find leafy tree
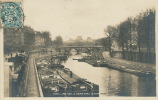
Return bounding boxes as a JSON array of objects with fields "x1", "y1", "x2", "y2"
[
  {"x1": 95, "y1": 38, "x2": 109, "y2": 50},
  {"x1": 104, "y1": 25, "x2": 117, "y2": 57},
  {"x1": 41, "y1": 31, "x2": 52, "y2": 47},
  {"x1": 53, "y1": 36, "x2": 63, "y2": 47},
  {"x1": 104, "y1": 8, "x2": 155, "y2": 63}
]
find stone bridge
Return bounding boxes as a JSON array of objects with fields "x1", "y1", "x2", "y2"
[{"x1": 55, "y1": 46, "x2": 103, "y2": 54}]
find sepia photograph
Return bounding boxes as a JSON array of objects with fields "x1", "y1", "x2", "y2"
[{"x1": 0, "y1": 0, "x2": 157, "y2": 98}]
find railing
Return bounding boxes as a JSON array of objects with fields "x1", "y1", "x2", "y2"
[{"x1": 33, "y1": 59, "x2": 44, "y2": 97}]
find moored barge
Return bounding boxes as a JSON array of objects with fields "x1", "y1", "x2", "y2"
[{"x1": 35, "y1": 57, "x2": 99, "y2": 97}]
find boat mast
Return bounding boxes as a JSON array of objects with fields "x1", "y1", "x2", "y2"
[{"x1": 51, "y1": 41, "x2": 53, "y2": 65}]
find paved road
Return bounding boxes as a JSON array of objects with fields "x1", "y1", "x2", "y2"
[{"x1": 26, "y1": 53, "x2": 40, "y2": 97}]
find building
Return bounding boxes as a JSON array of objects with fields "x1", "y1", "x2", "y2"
[
  {"x1": 86, "y1": 37, "x2": 93, "y2": 42},
  {"x1": 75, "y1": 36, "x2": 83, "y2": 42},
  {"x1": 4, "y1": 62, "x2": 18, "y2": 97},
  {"x1": 4, "y1": 28, "x2": 25, "y2": 53},
  {"x1": 34, "y1": 32, "x2": 45, "y2": 48}
]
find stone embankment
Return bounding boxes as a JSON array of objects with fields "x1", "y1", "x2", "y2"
[{"x1": 101, "y1": 52, "x2": 156, "y2": 76}]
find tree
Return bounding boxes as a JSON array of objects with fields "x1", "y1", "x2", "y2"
[
  {"x1": 136, "y1": 9, "x2": 155, "y2": 62},
  {"x1": 105, "y1": 8, "x2": 155, "y2": 63},
  {"x1": 126, "y1": 18, "x2": 133, "y2": 60},
  {"x1": 53, "y1": 36, "x2": 63, "y2": 47},
  {"x1": 142, "y1": 9, "x2": 155, "y2": 62},
  {"x1": 41, "y1": 31, "x2": 51, "y2": 47},
  {"x1": 104, "y1": 25, "x2": 117, "y2": 57},
  {"x1": 95, "y1": 38, "x2": 109, "y2": 50},
  {"x1": 136, "y1": 12, "x2": 144, "y2": 61},
  {"x1": 118, "y1": 22, "x2": 127, "y2": 58}
]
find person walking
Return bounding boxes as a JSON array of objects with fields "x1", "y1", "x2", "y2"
[{"x1": 10, "y1": 53, "x2": 12, "y2": 58}]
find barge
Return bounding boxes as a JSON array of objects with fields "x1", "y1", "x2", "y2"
[
  {"x1": 35, "y1": 57, "x2": 99, "y2": 97},
  {"x1": 86, "y1": 60, "x2": 154, "y2": 77}
]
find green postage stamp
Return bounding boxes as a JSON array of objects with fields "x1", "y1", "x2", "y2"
[{"x1": 0, "y1": 1, "x2": 23, "y2": 28}]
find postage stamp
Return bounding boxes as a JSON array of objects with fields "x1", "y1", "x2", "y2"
[{"x1": 0, "y1": 2, "x2": 23, "y2": 28}]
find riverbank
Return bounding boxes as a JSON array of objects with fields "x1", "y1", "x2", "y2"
[
  {"x1": 101, "y1": 52, "x2": 156, "y2": 76},
  {"x1": 77, "y1": 51, "x2": 155, "y2": 76}
]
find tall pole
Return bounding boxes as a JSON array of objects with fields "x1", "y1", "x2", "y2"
[
  {"x1": 107, "y1": 34, "x2": 111, "y2": 57},
  {"x1": 51, "y1": 41, "x2": 53, "y2": 65}
]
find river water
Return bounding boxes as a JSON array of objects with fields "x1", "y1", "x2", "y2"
[{"x1": 62, "y1": 53, "x2": 156, "y2": 97}]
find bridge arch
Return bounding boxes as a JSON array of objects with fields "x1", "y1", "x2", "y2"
[{"x1": 55, "y1": 46, "x2": 103, "y2": 55}]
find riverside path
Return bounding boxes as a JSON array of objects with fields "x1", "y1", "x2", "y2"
[{"x1": 26, "y1": 52, "x2": 40, "y2": 97}]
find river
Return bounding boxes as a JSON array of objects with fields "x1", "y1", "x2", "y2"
[{"x1": 62, "y1": 53, "x2": 156, "y2": 97}]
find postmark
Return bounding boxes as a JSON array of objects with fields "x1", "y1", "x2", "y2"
[{"x1": 0, "y1": 2, "x2": 23, "y2": 28}]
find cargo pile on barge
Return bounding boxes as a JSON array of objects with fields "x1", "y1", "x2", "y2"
[{"x1": 35, "y1": 55, "x2": 99, "y2": 97}]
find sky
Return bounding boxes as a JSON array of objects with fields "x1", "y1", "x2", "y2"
[{"x1": 23, "y1": 0, "x2": 156, "y2": 41}]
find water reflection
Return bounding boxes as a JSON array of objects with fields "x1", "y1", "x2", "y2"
[
  {"x1": 138, "y1": 77, "x2": 156, "y2": 96},
  {"x1": 62, "y1": 53, "x2": 156, "y2": 96}
]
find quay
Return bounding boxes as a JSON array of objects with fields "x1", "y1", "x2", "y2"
[
  {"x1": 25, "y1": 53, "x2": 41, "y2": 97},
  {"x1": 79, "y1": 51, "x2": 155, "y2": 77}
]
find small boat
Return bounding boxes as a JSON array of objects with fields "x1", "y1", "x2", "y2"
[
  {"x1": 72, "y1": 58, "x2": 82, "y2": 60},
  {"x1": 78, "y1": 59, "x2": 86, "y2": 62},
  {"x1": 136, "y1": 71, "x2": 154, "y2": 77}
]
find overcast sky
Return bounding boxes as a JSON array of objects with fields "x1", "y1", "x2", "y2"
[{"x1": 23, "y1": 0, "x2": 155, "y2": 41}]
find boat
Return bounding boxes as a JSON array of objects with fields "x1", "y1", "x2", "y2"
[
  {"x1": 49, "y1": 64, "x2": 65, "y2": 69},
  {"x1": 135, "y1": 71, "x2": 154, "y2": 77},
  {"x1": 86, "y1": 60, "x2": 108, "y2": 67},
  {"x1": 78, "y1": 56, "x2": 93, "y2": 62},
  {"x1": 36, "y1": 56, "x2": 99, "y2": 97},
  {"x1": 57, "y1": 55, "x2": 67, "y2": 60}
]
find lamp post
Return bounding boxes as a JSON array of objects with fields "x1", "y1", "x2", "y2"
[{"x1": 50, "y1": 41, "x2": 53, "y2": 65}]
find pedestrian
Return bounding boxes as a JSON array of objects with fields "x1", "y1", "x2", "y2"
[
  {"x1": 17, "y1": 64, "x2": 26, "y2": 86},
  {"x1": 10, "y1": 53, "x2": 12, "y2": 58}
]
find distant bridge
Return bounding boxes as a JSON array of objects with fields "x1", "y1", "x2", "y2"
[
  {"x1": 55, "y1": 46, "x2": 103, "y2": 54},
  {"x1": 56, "y1": 46, "x2": 103, "y2": 49}
]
